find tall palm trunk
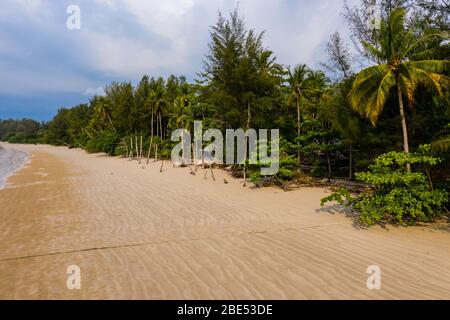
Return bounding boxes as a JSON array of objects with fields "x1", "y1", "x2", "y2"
[
  {"x1": 151, "y1": 109, "x2": 154, "y2": 138},
  {"x1": 246, "y1": 101, "x2": 251, "y2": 130},
  {"x1": 297, "y1": 97, "x2": 301, "y2": 164},
  {"x1": 159, "y1": 112, "x2": 163, "y2": 140},
  {"x1": 243, "y1": 101, "x2": 251, "y2": 187},
  {"x1": 397, "y1": 84, "x2": 411, "y2": 172},
  {"x1": 156, "y1": 111, "x2": 159, "y2": 138}
]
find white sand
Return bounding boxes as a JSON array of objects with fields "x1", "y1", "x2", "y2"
[{"x1": 0, "y1": 144, "x2": 449, "y2": 299}]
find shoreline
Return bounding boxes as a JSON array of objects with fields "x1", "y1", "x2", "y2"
[
  {"x1": 0, "y1": 144, "x2": 449, "y2": 299},
  {"x1": 0, "y1": 143, "x2": 30, "y2": 190}
]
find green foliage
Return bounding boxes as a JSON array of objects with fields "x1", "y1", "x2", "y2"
[
  {"x1": 3, "y1": 4, "x2": 449, "y2": 212},
  {"x1": 0, "y1": 119, "x2": 43, "y2": 143},
  {"x1": 249, "y1": 138, "x2": 300, "y2": 184},
  {"x1": 85, "y1": 131, "x2": 119, "y2": 155},
  {"x1": 322, "y1": 147, "x2": 448, "y2": 226}
]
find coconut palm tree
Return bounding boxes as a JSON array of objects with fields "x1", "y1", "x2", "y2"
[
  {"x1": 349, "y1": 8, "x2": 449, "y2": 171},
  {"x1": 89, "y1": 96, "x2": 116, "y2": 134},
  {"x1": 149, "y1": 82, "x2": 169, "y2": 141},
  {"x1": 168, "y1": 90, "x2": 196, "y2": 165},
  {"x1": 286, "y1": 65, "x2": 318, "y2": 163}
]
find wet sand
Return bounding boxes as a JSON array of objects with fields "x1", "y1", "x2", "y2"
[
  {"x1": 0, "y1": 144, "x2": 28, "y2": 189},
  {"x1": 0, "y1": 144, "x2": 449, "y2": 299}
]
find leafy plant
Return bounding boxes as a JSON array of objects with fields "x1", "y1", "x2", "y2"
[
  {"x1": 85, "y1": 131, "x2": 119, "y2": 155},
  {"x1": 321, "y1": 146, "x2": 448, "y2": 225}
]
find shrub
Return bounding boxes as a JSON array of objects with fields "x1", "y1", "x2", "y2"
[
  {"x1": 85, "y1": 131, "x2": 119, "y2": 155},
  {"x1": 321, "y1": 146, "x2": 448, "y2": 226},
  {"x1": 248, "y1": 139, "x2": 300, "y2": 185}
]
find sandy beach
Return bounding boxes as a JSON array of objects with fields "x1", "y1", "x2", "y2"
[{"x1": 0, "y1": 143, "x2": 449, "y2": 299}]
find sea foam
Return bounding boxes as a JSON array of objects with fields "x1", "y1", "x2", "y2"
[{"x1": 0, "y1": 145, "x2": 29, "y2": 189}]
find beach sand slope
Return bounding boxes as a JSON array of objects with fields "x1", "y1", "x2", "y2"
[{"x1": 0, "y1": 144, "x2": 449, "y2": 299}]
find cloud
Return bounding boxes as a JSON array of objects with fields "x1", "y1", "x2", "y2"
[
  {"x1": 1, "y1": 0, "x2": 350, "y2": 86},
  {"x1": 0, "y1": 0, "x2": 352, "y2": 119},
  {"x1": 84, "y1": 86, "x2": 105, "y2": 96}
]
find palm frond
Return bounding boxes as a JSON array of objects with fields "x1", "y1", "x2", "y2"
[
  {"x1": 349, "y1": 65, "x2": 393, "y2": 125},
  {"x1": 407, "y1": 60, "x2": 450, "y2": 74},
  {"x1": 403, "y1": 31, "x2": 448, "y2": 60},
  {"x1": 409, "y1": 65, "x2": 449, "y2": 97},
  {"x1": 365, "y1": 70, "x2": 396, "y2": 125},
  {"x1": 432, "y1": 136, "x2": 450, "y2": 153}
]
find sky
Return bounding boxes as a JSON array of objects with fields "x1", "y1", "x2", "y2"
[{"x1": 0, "y1": 0, "x2": 354, "y2": 121}]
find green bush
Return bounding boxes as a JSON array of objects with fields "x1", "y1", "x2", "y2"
[
  {"x1": 85, "y1": 131, "x2": 119, "y2": 155},
  {"x1": 248, "y1": 138, "x2": 300, "y2": 184},
  {"x1": 321, "y1": 146, "x2": 448, "y2": 226},
  {"x1": 7, "y1": 132, "x2": 28, "y2": 143}
]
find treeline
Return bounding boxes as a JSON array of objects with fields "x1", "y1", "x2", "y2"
[
  {"x1": 1, "y1": 1, "x2": 449, "y2": 225},
  {"x1": 0, "y1": 119, "x2": 45, "y2": 143}
]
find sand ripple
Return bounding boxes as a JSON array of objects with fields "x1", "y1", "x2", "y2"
[{"x1": 0, "y1": 144, "x2": 449, "y2": 299}]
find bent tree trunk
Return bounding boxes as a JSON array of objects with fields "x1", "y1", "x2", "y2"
[{"x1": 397, "y1": 84, "x2": 411, "y2": 172}]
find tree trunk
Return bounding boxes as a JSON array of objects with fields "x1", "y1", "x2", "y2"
[
  {"x1": 159, "y1": 112, "x2": 163, "y2": 141},
  {"x1": 139, "y1": 136, "x2": 143, "y2": 163},
  {"x1": 146, "y1": 135, "x2": 153, "y2": 165},
  {"x1": 129, "y1": 138, "x2": 133, "y2": 160},
  {"x1": 327, "y1": 152, "x2": 332, "y2": 178},
  {"x1": 247, "y1": 101, "x2": 251, "y2": 130},
  {"x1": 135, "y1": 136, "x2": 138, "y2": 161},
  {"x1": 151, "y1": 109, "x2": 154, "y2": 137},
  {"x1": 349, "y1": 143, "x2": 353, "y2": 180},
  {"x1": 181, "y1": 129, "x2": 185, "y2": 165},
  {"x1": 397, "y1": 85, "x2": 411, "y2": 172},
  {"x1": 297, "y1": 98, "x2": 301, "y2": 164},
  {"x1": 243, "y1": 101, "x2": 251, "y2": 187},
  {"x1": 156, "y1": 112, "x2": 159, "y2": 138}
]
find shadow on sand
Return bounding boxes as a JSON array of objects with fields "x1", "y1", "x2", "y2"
[{"x1": 316, "y1": 203, "x2": 450, "y2": 232}]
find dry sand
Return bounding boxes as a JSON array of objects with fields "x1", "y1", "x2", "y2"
[{"x1": 0, "y1": 143, "x2": 449, "y2": 299}]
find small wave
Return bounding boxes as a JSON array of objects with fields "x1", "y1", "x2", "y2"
[{"x1": 0, "y1": 145, "x2": 29, "y2": 189}]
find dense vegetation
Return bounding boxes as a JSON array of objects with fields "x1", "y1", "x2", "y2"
[
  {"x1": 0, "y1": 119, "x2": 44, "y2": 144},
  {"x1": 1, "y1": 1, "x2": 448, "y2": 225}
]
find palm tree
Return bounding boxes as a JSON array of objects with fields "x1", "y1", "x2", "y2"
[
  {"x1": 286, "y1": 65, "x2": 316, "y2": 163},
  {"x1": 149, "y1": 82, "x2": 169, "y2": 141},
  {"x1": 169, "y1": 89, "x2": 196, "y2": 165},
  {"x1": 89, "y1": 96, "x2": 116, "y2": 134},
  {"x1": 349, "y1": 8, "x2": 449, "y2": 171}
]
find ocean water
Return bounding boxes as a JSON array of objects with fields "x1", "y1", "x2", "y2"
[{"x1": 0, "y1": 145, "x2": 29, "y2": 189}]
